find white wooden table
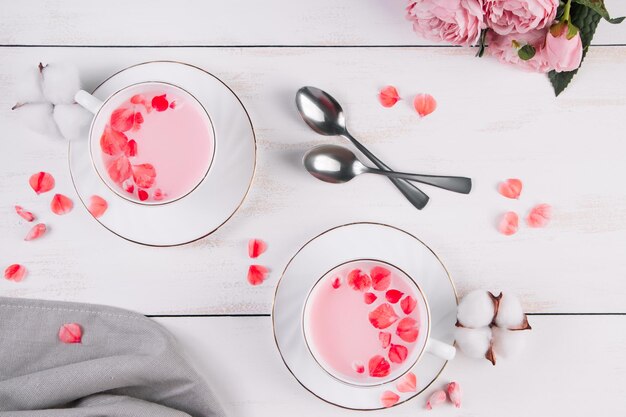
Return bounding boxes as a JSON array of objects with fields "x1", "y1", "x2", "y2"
[{"x1": 1, "y1": 1, "x2": 626, "y2": 415}]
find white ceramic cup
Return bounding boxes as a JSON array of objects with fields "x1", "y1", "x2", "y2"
[
  {"x1": 303, "y1": 259, "x2": 455, "y2": 386},
  {"x1": 74, "y1": 81, "x2": 214, "y2": 205}
]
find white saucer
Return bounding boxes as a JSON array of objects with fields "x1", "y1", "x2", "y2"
[
  {"x1": 69, "y1": 61, "x2": 256, "y2": 246},
  {"x1": 273, "y1": 222, "x2": 457, "y2": 410}
]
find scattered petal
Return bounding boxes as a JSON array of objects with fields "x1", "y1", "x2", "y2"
[
  {"x1": 498, "y1": 178, "x2": 523, "y2": 199},
  {"x1": 15, "y1": 205, "x2": 35, "y2": 222},
  {"x1": 400, "y1": 295, "x2": 417, "y2": 315},
  {"x1": 385, "y1": 289, "x2": 404, "y2": 304},
  {"x1": 153, "y1": 188, "x2": 164, "y2": 201},
  {"x1": 58, "y1": 323, "x2": 82, "y2": 344},
  {"x1": 397, "y1": 372, "x2": 417, "y2": 393},
  {"x1": 352, "y1": 361, "x2": 365, "y2": 374},
  {"x1": 380, "y1": 391, "x2": 400, "y2": 408},
  {"x1": 369, "y1": 303, "x2": 399, "y2": 329},
  {"x1": 247, "y1": 265, "x2": 268, "y2": 286},
  {"x1": 388, "y1": 344, "x2": 409, "y2": 364},
  {"x1": 498, "y1": 211, "x2": 519, "y2": 236},
  {"x1": 29, "y1": 172, "x2": 55, "y2": 194},
  {"x1": 138, "y1": 189, "x2": 149, "y2": 201},
  {"x1": 447, "y1": 381, "x2": 462, "y2": 408},
  {"x1": 169, "y1": 100, "x2": 177, "y2": 109},
  {"x1": 379, "y1": 331, "x2": 391, "y2": 348},
  {"x1": 331, "y1": 277, "x2": 341, "y2": 289},
  {"x1": 132, "y1": 163, "x2": 157, "y2": 189},
  {"x1": 413, "y1": 94, "x2": 437, "y2": 117},
  {"x1": 396, "y1": 317, "x2": 419, "y2": 343},
  {"x1": 4, "y1": 264, "x2": 27, "y2": 282},
  {"x1": 378, "y1": 86, "x2": 401, "y2": 108},
  {"x1": 107, "y1": 155, "x2": 132, "y2": 183},
  {"x1": 364, "y1": 292, "x2": 378, "y2": 305},
  {"x1": 425, "y1": 390, "x2": 447, "y2": 410},
  {"x1": 124, "y1": 139, "x2": 138, "y2": 157},
  {"x1": 100, "y1": 126, "x2": 128, "y2": 155},
  {"x1": 248, "y1": 238, "x2": 267, "y2": 258},
  {"x1": 88, "y1": 195, "x2": 108, "y2": 218},
  {"x1": 347, "y1": 269, "x2": 372, "y2": 292},
  {"x1": 134, "y1": 111, "x2": 144, "y2": 124},
  {"x1": 24, "y1": 223, "x2": 46, "y2": 241},
  {"x1": 50, "y1": 193, "x2": 73, "y2": 215},
  {"x1": 122, "y1": 179, "x2": 135, "y2": 194},
  {"x1": 371, "y1": 266, "x2": 391, "y2": 291},
  {"x1": 368, "y1": 355, "x2": 391, "y2": 378},
  {"x1": 526, "y1": 204, "x2": 552, "y2": 228},
  {"x1": 130, "y1": 94, "x2": 147, "y2": 105},
  {"x1": 151, "y1": 94, "x2": 169, "y2": 112},
  {"x1": 110, "y1": 107, "x2": 135, "y2": 132}
]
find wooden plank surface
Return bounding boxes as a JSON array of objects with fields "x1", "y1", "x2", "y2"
[
  {"x1": 2, "y1": 0, "x2": 626, "y2": 46},
  {"x1": 1, "y1": 46, "x2": 626, "y2": 314},
  {"x1": 155, "y1": 315, "x2": 626, "y2": 416}
]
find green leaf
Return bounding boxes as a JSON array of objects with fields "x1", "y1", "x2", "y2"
[
  {"x1": 572, "y1": 0, "x2": 625, "y2": 23},
  {"x1": 518, "y1": 45, "x2": 536, "y2": 60},
  {"x1": 475, "y1": 28, "x2": 488, "y2": 58},
  {"x1": 548, "y1": 3, "x2": 601, "y2": 96}
]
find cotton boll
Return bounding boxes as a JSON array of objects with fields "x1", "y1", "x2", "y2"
[
  {"x1": 492, "y1": 327, "x2": 529, "y2": 359},
  {"x1": 454, "y1": 326, "x2": 492, "y2": 361},
  {"x1": 495, "y1": 292, "x2": 530, "y2": 329},
  {"x1": 13, "y1": 103, "x2": 61, "y2": 137},
  {"x1": 457, "y1": 290, "x2": 496, "y2": 328},
  {"x1": 41, "y1": 63, "x2": 81, "y2": 104},
  {"x1": 53, "y1": 103, "x2": 92, "y2": 141},
  {"x1": 15, "y1": 64, "x2": 45, "y2": 103}
]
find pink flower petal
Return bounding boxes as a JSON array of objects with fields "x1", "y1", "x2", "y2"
[
  {"x1": 58, "y1": 323, "x2": 82, "y2": 344},
  {"x1": 396, "y1": 317, "x2": 419, "y2": 343},
  {"x1": 526, "y1": 204, "x2": 552, "y2": 228},
  {"x1": 498, "y1": 178, "x2": 523, "y2": 199},
  {"x1": 29, "y1": 172, "x2": 55, "y2": 194},
  {"x1": 368, "y1": 355, "x2": 391, "y2": 378},
  {"x1": 388, "y1": 344, "x2": 408, "y2": 364},
  {"x1": 4, "y1": 264, "x2": 27, "y2": 282},
  {"x1": 426, "y1": 389, "x2": 447, "y2": 410},
  {"x1": 380, "y1": 390, "x2": 400, "y2": 408},
  {"x1": 347, "y1": 269, "x2": 372, "y2": 292},
  {"x1": 132, "y1": 163, "x2": 157, "y2": 189},
  {"x1": 378, "y1": 86, "x2": 401, "y2": 108},
  {"x1": 397, "y1": 372, "x2": 417, "y2": 393},
  {"x1": 248, "y1": 239, "x2": 267, "y2": 258},
  {"x1": 364, "y1": 292, "x2": 378, "y2": 305},
  {"x1": 498, "y1": 211, "x2": 519, "y2": 236},
  {"x1": 124, "y1": 139, "x2": 138, "y2": 157},
  {"x1": 369, "y1": 303, "x2": 399, "y2": 329},
  {"x1": 447, "y1": 381, "x2": 462, "y2": 408},
  {"x1": 151, "y1": 94, "x2": 169, "y2": 112},
  {"x1": 371, "y1": 266, "x2": 391, "y2": 291},
  {"x1": 153, "y1": 188, "x2": 164, "y2": 201},
  {"x1": 385, "y1": 289, "x2": 404, "y2": 304},
  {"x1": 351, "y1": 361, "x2": 365, "y2": 374},
  {"x1": 15, "y1": 205, "x2": 35, "y2": 222},
  {"x1": 107, "y1": 155, "x2": 132, "y2": 184},
  {"x1": 110, "y1": 107, "x2": 135, "y2": 132},
  {"x1": 400, "y1": 295, "x2": 417, "y2": 315},
  {"x1": 331, "y1": 277, "x2": 341, "y2": 289},
  {"x1": 137, "y1": 189, "x2": 149, "y2": 201},
  {"x1": 24, "y1": 223, "x2": 46, "y2": 241},
  {"x1": 379, "y1": 331, "x2": 391, "y2": 348},
  {"x1": 247, "y1": 265, "x2": 268, "y2": 286},
  {"x1": 100, "y1": 126, "x2": 128, "y2": 155},
  {"x1": 50, "y1": 194, "x2": 73, "y2": 215},
  {"x1": 88, "y1": 195, "x2": 108, "y2": 218},
  {"x1": 413, "y1": 94, "x2": 437, "y2": 117}
]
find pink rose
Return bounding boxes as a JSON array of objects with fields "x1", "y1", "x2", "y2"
[
  {"x1": 545, "y1": 26, "x2": 583, "y2": 72},
  {"x1": 484, "y1": 0, "x2": 558, "y2": 35},
  {"x1": 406, "y1": 0, "x2": 484, "y2": 46},
  {"x1": 487, "y1": 28, "x2": 553, "y2": 73}
]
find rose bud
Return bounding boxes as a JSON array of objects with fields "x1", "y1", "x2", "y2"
[{"x1": 545, "y1": 21, "x2": 583, "y2": 72}]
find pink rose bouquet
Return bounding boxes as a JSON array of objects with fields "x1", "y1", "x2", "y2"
[{"x1": 404, "y1": 0, "x2": 624, "y2": 95}]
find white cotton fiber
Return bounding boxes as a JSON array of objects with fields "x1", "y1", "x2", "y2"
[
  {"x1": 454, "y1": 326, "x2": 492, "y2": 359},
  {"x1": 13, "y1": 103, "x2": 61, "y2": 137},
  {"x1": 53, "y1": 103, "x2": 92, "y2": 141},
  {"x1": 492, "y1": 327, "x2": 529, "y2": 359},
  {"x1": 495, "y1": 292, "x2": 526, "y2": 329},
  {"x1": 457, "y1": 290, "x2": 496, "y2": 328},
  {"x1": 15, "y1": 65, "x2": 45, "y2": 103},
  {"x1": 41, "y1": 63, "x2": 81, "y2": 104}
]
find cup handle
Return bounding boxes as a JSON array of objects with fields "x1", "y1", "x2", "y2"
[
  {"x1": 426, "y1": 337, "x2": 456, "y2": 361},
  {"x1": 75, "y1": 90, "x2": 103, "y2": 114}
]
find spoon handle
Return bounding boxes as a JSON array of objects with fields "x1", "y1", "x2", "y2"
[
  {"x1": 368, "y1": 168, "x2": 472, "y2": 194},
  {"x1": 342, "y1": 132, "x2": 430, "y2": 210}
]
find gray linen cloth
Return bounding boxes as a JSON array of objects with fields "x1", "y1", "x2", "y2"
[{"x1": 0, "y1": 297, "x2": 225, "y2": 417}]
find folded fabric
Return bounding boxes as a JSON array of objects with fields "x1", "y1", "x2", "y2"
[{"x1": 0, "y1": 297, "x2": 225, "y2": 417}]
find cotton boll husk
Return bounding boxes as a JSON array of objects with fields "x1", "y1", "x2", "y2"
[
  {"x1": 492, "y1": 327, "x2": 529, "y2": 359},
  {"x1": 13, "y1": 103, "x2": 61, "y2": 137},
  {"x1": 454, "y1": 326, "x2": 492, "y2": 360},
  {"x1": 495, "y1": 292, "x2": 530, "y2": 329},
  {"x1": 15, "y1": 65, "x2": 45, "y2": 103},
  {"x1": 41, "y1": 64, "x2": 81, "y2": 104},
  {"x1": 53, "y1": 103, "x2": 92, "y2": 141},
  {"x1": 457, "y1": 290, "x2": 496, "y2": 328}
]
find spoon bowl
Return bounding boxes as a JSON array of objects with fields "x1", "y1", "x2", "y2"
[
  {"x1": 303, "y1": 144, "x2": 363, "y2": 184},
  {"x1": 295, "y1": 87, "x2": 346, "y2": 136}
]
